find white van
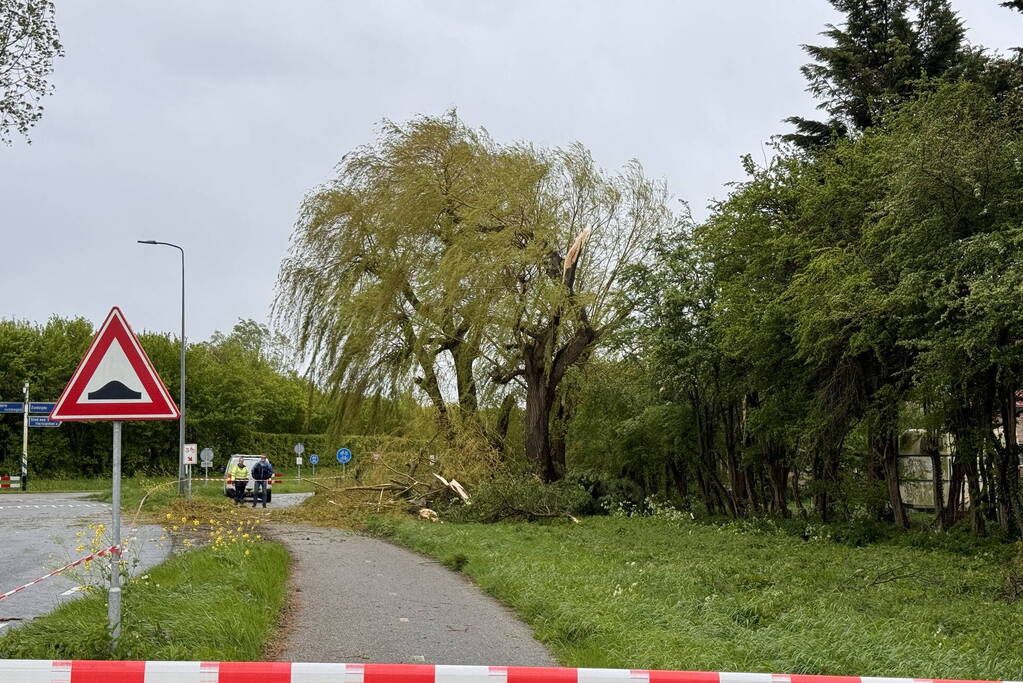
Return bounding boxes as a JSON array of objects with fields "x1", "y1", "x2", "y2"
[{"x1": 224, "y1": 454, "x2": 273, "y2": 503}]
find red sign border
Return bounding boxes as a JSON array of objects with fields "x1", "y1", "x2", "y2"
[{"x1": 50, "y1": 307, "x2": 180, "y2": 421}]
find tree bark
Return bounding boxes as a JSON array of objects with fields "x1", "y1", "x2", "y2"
[
  {"x1": 523, "y1": 377, "x2": 555, "y2": 480},
  {"x1": 489, "y1": 393, "x2": 517, "y2": 454},
  {"x1": 928, "y1": 440, "x2": 945, "y2": 530},
  {"x1": 450, "y1": 342, "x2": 479, "y2": 416},
  {"x1": 412, "y1": 347, "x2": 453, "y2": 442},
  {"x1": 996, "y1": 382, "x2": 1023, "y2": 538},
  {"x1": 883, "y1": 448, "x2": 907, "y2": 529}
]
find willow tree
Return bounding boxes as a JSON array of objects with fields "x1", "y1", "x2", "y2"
[
  {"x1": 483, "y1": 146, "x2": 673, "y2": 480},
  {"x1": 275, "y1": 113, "x2": 503, "y2": 440},
  {"x1": 277, "y1": 113, "x2": 673, "y2": 475}
]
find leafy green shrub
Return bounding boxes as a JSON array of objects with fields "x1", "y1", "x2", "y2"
[
  {"x1": 445, "y1": 475, "x2": 590, "y2": 523},
  {"x1": 828, "y1": 518, "x2": 892, "y2": 547},
  {"x1": 895, "y1": 526, "x2": 1010, "y2": 556},
  {"x1": 562, "y1": 469, "x2": 644, "y2": 515}
]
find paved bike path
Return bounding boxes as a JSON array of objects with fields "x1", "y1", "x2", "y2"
[{"x1": 269, "y1": 525, "x2": 556, "y2": 666}]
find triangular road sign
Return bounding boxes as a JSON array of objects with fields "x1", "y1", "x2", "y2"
[{"x1": 51, "y1": 307, "x2": 180, "y2": 421}]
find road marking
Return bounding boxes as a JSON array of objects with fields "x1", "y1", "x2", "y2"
[
  {"x1": 0, "y1": 503, "x2": 108, "y2": 510},
  {"x1": 60, "y1": 586, "x2": 84, "y2": 596}
]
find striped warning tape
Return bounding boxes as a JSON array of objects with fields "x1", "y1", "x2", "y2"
[
  {"x1": 0, "y1": 661, "x2": 1013, "y2": 683},
  {"x1": 0, "y1": 546, "x2": 118, "y2": 602},
  {"x1": 0, "y1": 475, "x2": 21, "y2": 489}
]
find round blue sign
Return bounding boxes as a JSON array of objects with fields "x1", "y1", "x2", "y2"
[
  {"x1": 336, "y1": 447, "x2": 352, "y2": 464},
  {"x1": 309, "y1": 454, "x2": 319, "y2": 465}
]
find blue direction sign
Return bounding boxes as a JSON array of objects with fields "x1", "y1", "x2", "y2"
[
  {"x1": 0, "y1": 402, "x2": 24, "y2": 414},
  {"x1": 29, "y1": 416, "x2": 61, "y2": 428},
  {"x1": 29, "y1": 402, "x2": 56, "y2": 414},
  {"x1": 309, "y1": 454, "x2": 319, "y2": 465},
  {"x1": 336, "y1": 447, "x2": 352, "y2": 464}
]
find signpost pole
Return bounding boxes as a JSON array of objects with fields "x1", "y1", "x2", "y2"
[
  {"x1": 109, "y1": 421, "x2": 123, "y2": 645},
  {"x1": 21, "y1": 382, "x2": 29, "y2": 491}
]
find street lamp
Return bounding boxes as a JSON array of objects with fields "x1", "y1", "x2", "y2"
[{"x1": 137, "y1": 240, "x2": 186, "y2": 495}]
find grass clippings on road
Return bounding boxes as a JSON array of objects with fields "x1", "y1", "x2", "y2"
[{"x1": 370, "y1": 514, "x2": 1023, "y2": 680}]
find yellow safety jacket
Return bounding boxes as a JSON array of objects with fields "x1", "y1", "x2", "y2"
[{"x1": 229, "y1": 464, "x2": 249, "y2": 482}]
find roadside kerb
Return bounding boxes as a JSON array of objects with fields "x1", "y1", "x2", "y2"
[{"x1": 0, "y1": 661, "x2": 1016, "y2": 683}]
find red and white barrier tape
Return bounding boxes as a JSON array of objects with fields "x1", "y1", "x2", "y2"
[
  {"x1": 0, "y1": 546, "x2": 118, "y2": 602},
  {"x1": 0, "y1": 662, "x2": 1013, "y2": 683}
]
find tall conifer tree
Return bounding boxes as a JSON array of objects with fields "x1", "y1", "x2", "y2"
[{"x1": 785, "y1": 0, "x2": 965, "y2": 148}]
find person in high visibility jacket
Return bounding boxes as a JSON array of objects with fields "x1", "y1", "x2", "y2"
[{"x1": 229, "y1": 460, "x2": 249, "y2": 506}]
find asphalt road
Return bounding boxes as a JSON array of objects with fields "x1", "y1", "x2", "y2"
[
  {"x1": 270, "y1": 525, "x2": 556, "y2": 666},
  {"x1": 0, "y1": 492, "x2": 168, "y2": 632}
]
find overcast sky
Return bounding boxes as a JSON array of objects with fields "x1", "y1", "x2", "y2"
[{"x1": 2, "y1": 1, "x2": 1020, "y2": 342}]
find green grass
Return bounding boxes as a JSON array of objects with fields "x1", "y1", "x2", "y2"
[
  {"x1": 370, "y1": 515, "x2": 1023, "y2": 679},
  {"x1": 0, "y1": 477, "x2": 108, "y2": 493},
  {"x1": 0, "y1": 540, "x2": 289, "y2": 660}
]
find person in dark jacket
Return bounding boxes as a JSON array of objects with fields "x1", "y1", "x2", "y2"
[{"x1": 251, "y1": 455, "x2": 274, "y2": 508}]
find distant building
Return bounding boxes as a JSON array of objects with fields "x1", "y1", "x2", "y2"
[{"x1": 900, "y1": 391, "x2": 1023, "y2": 510}]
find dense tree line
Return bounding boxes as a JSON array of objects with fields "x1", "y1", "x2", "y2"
[
  {"x1": 0, "y1": 317, "x2": 337, "y2": 477},
  {"x1": 571, "y1": 0, "x2": 1023, "y2": 537}
]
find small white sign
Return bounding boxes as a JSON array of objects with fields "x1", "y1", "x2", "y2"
[
  {"x1": 294, "y1": 443, "x2": 305, "y2": 455},
  {"x1": 296, "y1": 456, "x2": 303, "y2": 465},
  {"x1": 183, "y1": 443, "x2": 198, "y2": 465}
]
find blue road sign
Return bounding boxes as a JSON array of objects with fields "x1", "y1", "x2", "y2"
[
  {"x1": 0, "y1": 402, "x2": 24, "y2": 414},
  {"x1": 29, "y1": 416, "x2": 61, "y2": 428},
  {"x1": 336, "y1": 447, "x2": 352, "y2": 464},
  {"x1": 309, "y1": 454, "x2": 320, "y2": 465},
  {"x1": 29, "y1": 402, "x2": 56, "y2": 414}
]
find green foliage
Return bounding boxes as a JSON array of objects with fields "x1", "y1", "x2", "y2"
[
  {"x1": 380, "y1": 516, "x2": 1023, "y2": 677},
  {"x1": 566, "y1": 359, "x2": 690, "y2": 501},
  {"x1": 785, "y1": 0, "x2": 967, "y2": 147},
  {"x1": 562, "y1": 469, "x2": 645, "y2": 515},
  {"x1": 0, "y1": 0, "x2": 64, "y2": 144},
  {"x1": 445, "y1": 474, "x2": 590, "y2": 523}
]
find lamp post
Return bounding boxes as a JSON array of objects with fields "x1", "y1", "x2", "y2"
[{"x1": 137, "y1": 240, "x2": 186, "y2": 495}]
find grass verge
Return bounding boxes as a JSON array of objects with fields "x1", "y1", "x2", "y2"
[
  {"x1": 369, "y1": 515, "x2": 1023, "y2": 679},
  {"x1": 0, "y1": 477, "x2": 109, "y2": 493},
  {"x1": 0, "y1": 540, "x2": 289, "y2": 660}
]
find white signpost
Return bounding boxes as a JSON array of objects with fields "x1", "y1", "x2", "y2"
[
  {"x1": 50, "y1": 307, "x2": 180, "y2": 646},
  {"x1": 200, "y1": 447, "x2": 213, "y2": 485},
  {"x1": 183, "y1": 444, "x2": 197, "y2": 499},
  {"x1": 294, "y1": 443, "x2": 304, "y2": 480}
]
